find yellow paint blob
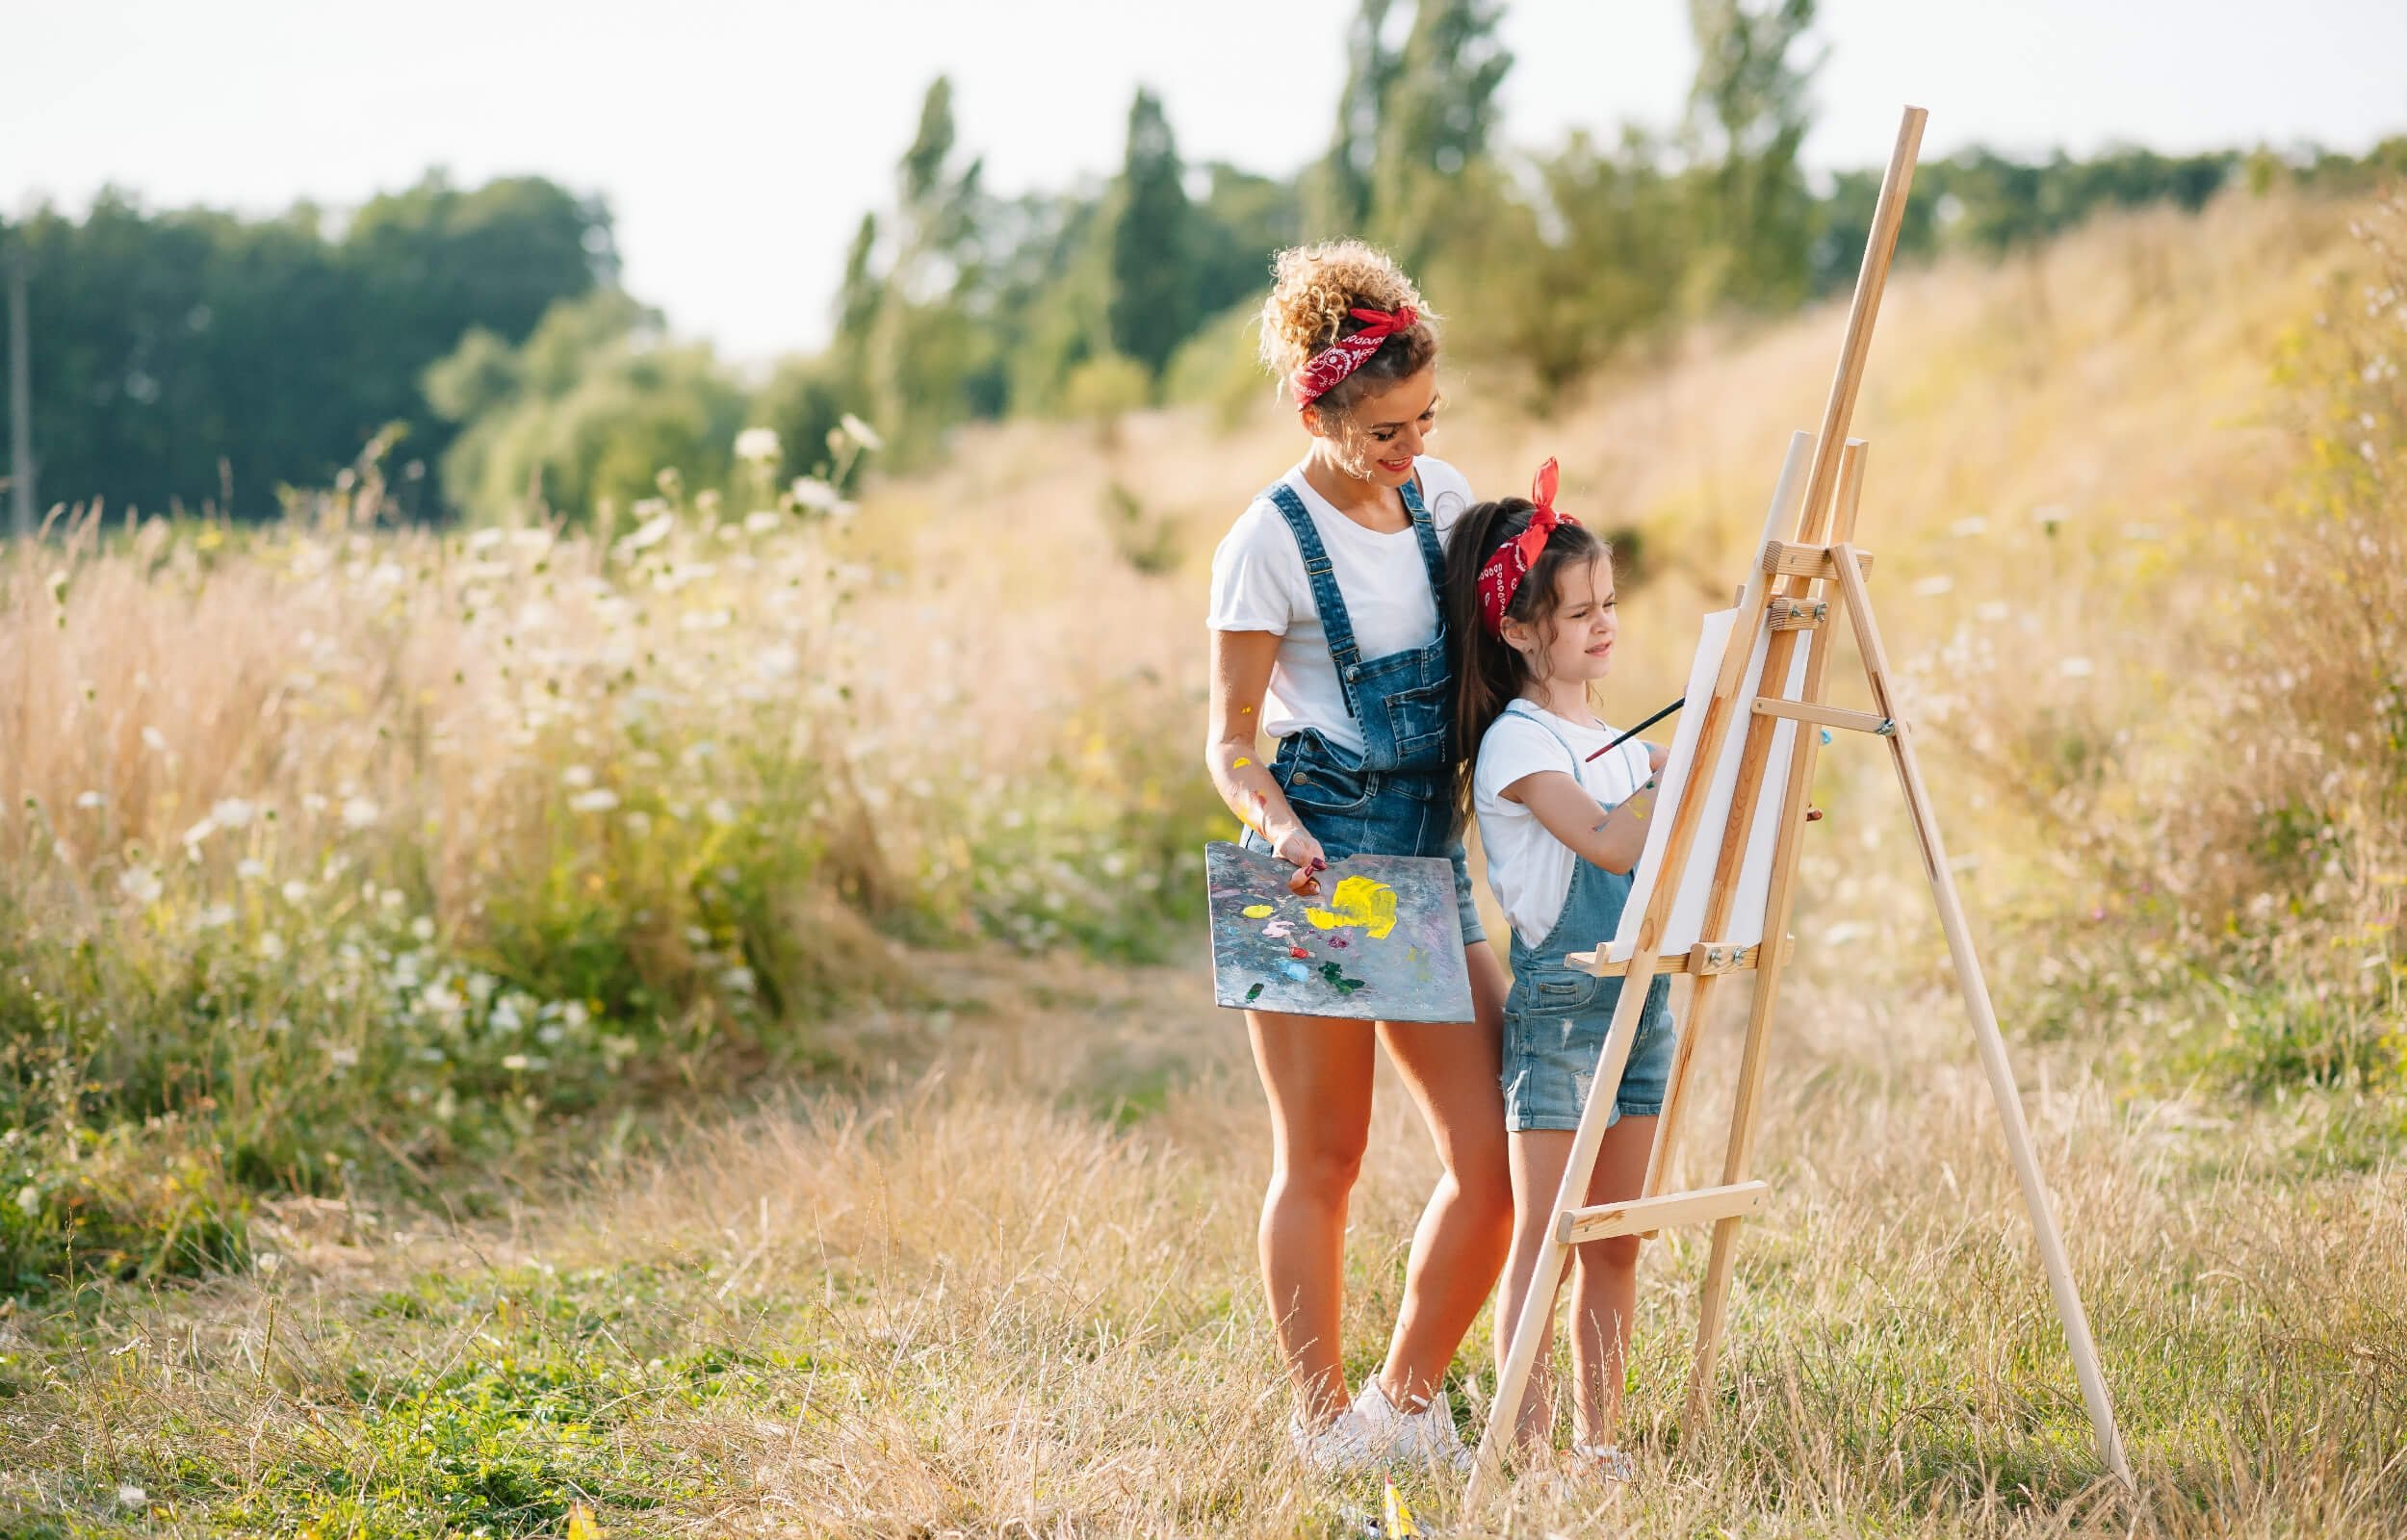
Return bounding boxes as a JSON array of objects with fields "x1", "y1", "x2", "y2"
[
  {"x1": 1234, "y1": 757, "x2": 1252, "y2": 768},
  {"x1": 1240, "y1": 904, "x2": 1274, "y2": 919},
  {"x1": 1304, "y1": 875, "x2": 1398, "y2": 940}
]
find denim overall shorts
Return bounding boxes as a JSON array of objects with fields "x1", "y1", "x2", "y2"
[
  {"x1": 1237, "y1": 476, "x2": 1487, "y2": 951},
  {"x1": 1497, "y1": 711, "x2": 1676, "y2": 1131}
]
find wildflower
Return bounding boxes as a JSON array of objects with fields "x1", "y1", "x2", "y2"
[
  {"x1": 569, "y1": 788, "x2": 620, "y2": 813},
  {"x1": 282, "y1": 879, "x2": 309, "y2": 904},
  {"x1": 840, "y1": 413, "x2": 884, "y2": 451},
  {"x1": 326, "y1": 1044, "x2": 360, "y2": 1069},
  {"x1": 719, "y1": 966, "x2": 758, "y2": 995},
  {"x1": 75, "y1": 790, "x2": 105, "y2": 809},
  {"x1": 411, "y1": 916, "x2": 435, "y2": 942},
  {"x1": 490, "y1": 1000, "x2": 524, "y2": 1035},
  {"x1": 706, "y1": 798, "x2": 738, "y2": 826},
  {"x1": 2059, "y1": 656, "x2": 2096, "y2": 679},
  {"x1": 622, "y1": 809, "x2": 653, "y2": 838},
  {"x1": 198, "y1": 902, "x2": 236, "y2": 929},
  {"x1": 119, "y1": 865, "x2": 163, "y2": 904},
  {"x1": 302, "y1": 792, "x2": 328, "y2": 814},
  {"x1": 342, "y1": 796, "x2": 380, "y2": 829},
  {"x1": 502, "y1": 1054, "x2": 530, "y2": 1072},
  {"x1": 142, "y1": 726, "x2": 168, "y2": 753},
  {"x1": 238, "y1": 858, "x2": 266, "y2": 881},
  {"x1": 618, "y1": 514, "x2": 675, "y2": 556},
  {"x1": 562, "y1": 1001, "x2": 590, "y2": 1031},
  {"x1": 744, "y1": 509, "x2": 781, "y2": 534},
  {"x1": 562, "y1": 765, "x2": 596, "y2": 789},
  {"x1": 790, "y1": 476, "x2": 841, "y2": 512},
  {"x1": 734, "y1": 426, "x2": 782, "y2": 464},
  {"x1": 183, "y1": 815, "x2": 219, "y2": 848},
  {"x1": 468, "y1": 527, "x2": 506, "y2": 552},
  {"x1": 1912, "y1": 575, "x2": 1954, "y2": 597},
  {"x1": 508, "y1": 527, "x2": 553, "y2": 553},
  {"x1": 116, "y1": 1487, "x2": 146, "y2": 1513},
  {"x1": 258, "y1": 931, "x2": 286, "y2": 959},
  {"x1": 15, "y1": 1185, "x2": 38, "y2": 1215}
]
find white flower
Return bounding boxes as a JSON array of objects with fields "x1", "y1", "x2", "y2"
[
  {"x1": 840, "y1": 412, "x2": 884, "y2": 451},
  {"x1": 116, "y1": 1486, "x2": 147, "y2": 1512},
  {"x1": 622, "y1": 810, "x2": 654, "y2": 838},
  {"x1": 1912, "y1": 575, "x2": 1954, "y2": 597},
  {"x1": 568, "y1": 788, "x2": 620, "y2": 813},
  {"x1": 302, "y1": 792, "x2": 328, "y2": 814},
  {"x1": 257, "y1": 931, "x2": 286, "y2": 959},
  {"x1": 237, "y1": 858, "x2": 266, "y2": 881},
  {"x1": 561, "y1": 764, "x2": 595, "y2": 789},
  {"x1": 744, "y1": 509, "x2": 781, "y2": 534},
  {"x1": 75, "y1": 790, "x2": 105, "y2": 809},
  {"x1": 119, "y1": 866, "x2": 163, "y2": 904},
  {"x1": 501, "y1": 1053, "x2": 531, "y2": 1072},
  {"x1": 509, "y1": 527, "x2": 553, "y2": 553},
  {"x1": 2058, "y1": 656, "x2": 2095, "y2": 679},
  {"x1": 562, "y1": 1001, "x2": 590, "y2": 1031},
  {"x1": 142, "y1": 726, "x2": 168, "y2": 753},
  {"x1": 706, "y1": 797, "x2": 738, "y2": 826},
  {"x1": 197, "y1": 902, "x2": 236, "y2": 929},
  {"x1": 789, "y1": 476, "x2": 841, "y2": 512},
  {"x1": 467, "y1": 527, "x2": 506, "y2": 552},
  {"x1": 326, "y1": 1044, "x2": 359, "y2": 1069},
  {"x1": 421, "y1": 985, "x2": 462, "y2": 1015},
  {"x1": 734, "y1": 426, "x2": 782, "y2": 464},
  {"x1": 183, "y1": 815, "x2": 219, "y2": 848},
  {"x1": 754, "y1": 644, "x2": 799, "y2": 680},
  {"x1": 15, "y1": 1184, "x2": 39, "y2": 1215},
  {"x1": 281, "y1": 879, "x2": 309, "y2": 904},
  {"x1": 490, "y1": 1001, "x2": 524, "y2": 1035},
  {"x1": 619, "y1": 514, "x2": 675, "y2": 555},
  {"x1": 410, "y1": 916, "x2": 435, "y2": 942},
  {"x1": 718, "y1": 966, "x2": 757, "y2": 995},
  {"x1": 341, "y1": 796, "x2": 380, "y2": 829}
]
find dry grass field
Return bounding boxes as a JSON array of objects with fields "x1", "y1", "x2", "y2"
[{"x1": 0, "y1": 186, "x2": 2400, "y2": 1534}]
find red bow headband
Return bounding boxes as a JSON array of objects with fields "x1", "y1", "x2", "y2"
[
  {"x1": 1289, "y1": 305, "x2": 1418, "y2": 405},
  {"x1": 1477, "y1": 458, "x2": 1579, "y2": 636}
]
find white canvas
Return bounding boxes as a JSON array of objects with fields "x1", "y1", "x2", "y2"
[{"x1": 1603, "y1": 609, "x2": 1812, "y2": 963}]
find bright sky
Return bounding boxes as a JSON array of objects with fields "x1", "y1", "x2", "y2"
[{"x1": 12, "y1": 0, "x2": 2405, "y2": 362}]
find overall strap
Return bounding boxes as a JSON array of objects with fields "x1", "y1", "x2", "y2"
[
  {"x1": 1264, "y1": 481, "x2": 1365, "y2": 720},
  {"x1": 1398, "y1": 473, "x2": 1447, "y2": 603},
  {"x1": 1505, "y1": 700, "x2": 1587, "y2": 778}
]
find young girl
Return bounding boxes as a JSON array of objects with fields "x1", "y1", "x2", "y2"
[
  {"x1": 1206, "y1": 242, "x2": 1513, "y2": 1473},
  {"x1": 1443, "y1": 460, "x2": 1673, "y2": 1477}
]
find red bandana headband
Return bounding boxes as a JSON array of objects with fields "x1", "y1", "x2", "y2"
[
  {"x1": 1477, "y1": 458, "x2": 1579, "y2": 636},
  {"x1": 1289, "y1": 305, "x2": 1418, "y2": 405}
]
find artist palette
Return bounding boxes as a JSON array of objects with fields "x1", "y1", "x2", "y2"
[{"x1": 1204, "y1": 841, "x2": 1474, "y2": 1023}]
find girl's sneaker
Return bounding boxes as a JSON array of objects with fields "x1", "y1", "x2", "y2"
[
  {"x1": 1352, "y1": 1379, "x2": 1473, "y2": 1474},
  {"x1": 1289, "y1": 1406, "x2": 1382, "y2": 1474},
  {"x1": 1567, "y1": 1442, "x2": 1637, "y2": 1483}
]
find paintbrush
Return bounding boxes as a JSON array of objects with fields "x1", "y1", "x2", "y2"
[{"x1": 1585, "y1": 695, "x2": 1684, "y2": 761}]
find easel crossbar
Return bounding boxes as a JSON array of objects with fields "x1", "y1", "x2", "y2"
[
  {"x1": 1566, "y1": 936, "x2": 1795, "y2": 979},
  {"x1": 1557, "y1": 1180, "x2": 1768, "y2": 1245},
  {"x1": 1751, "y1": 697, "x2": 1895, "y2": 736}
]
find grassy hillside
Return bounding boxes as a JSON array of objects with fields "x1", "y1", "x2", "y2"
[{"x1": 0, "y1": 184, "x2": 2400, "y2": 1533}]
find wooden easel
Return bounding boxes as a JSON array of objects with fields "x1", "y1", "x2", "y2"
[{"x1": 1466, "y1": 106, "x2": 2134, "y2": 1499}]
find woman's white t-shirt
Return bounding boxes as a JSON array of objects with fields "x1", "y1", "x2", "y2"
[
  {"x1": 1474, "y1": 700, "x2": 1655, "y2": 949},
  {"x1": 1205, "y1": 456, "x2": 1475, "y2": 758}
]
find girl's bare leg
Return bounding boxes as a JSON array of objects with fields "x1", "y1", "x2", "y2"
[
  {"x1": 1496, "y1": 1112, "x2": 1658, "y2": 1446},
  {"x1": 1371, "y1": 940, "x2": 1514, "y2": 1408},
  {"x1": 1247, "y1": 1010, "x2": 1378, "y2": 1424}
]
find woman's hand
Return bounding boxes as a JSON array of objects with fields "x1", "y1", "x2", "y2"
[
  {"x1": 1272, "y1": 827, "x2": 1329, "y2": 897},
  {"x1": 1645, "y1": 740, "x2": 1670, "y2": 776}
]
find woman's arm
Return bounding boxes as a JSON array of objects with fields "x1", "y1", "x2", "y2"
[
  {"x1": 1498, "y1": 742, "x2": 1669, "y2": 876},
  {"x1": 1206, "y1": 629, "x2": 1326, "y2": 897}
]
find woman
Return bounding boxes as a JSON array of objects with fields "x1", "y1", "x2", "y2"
[{"x1": 1205, "y1": 242, "x2": 1513, "y2": 1472}]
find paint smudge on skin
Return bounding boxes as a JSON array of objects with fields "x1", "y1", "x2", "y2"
[
  {"x1": 1319, "y1": 961, "x2": 1368, "y2": 995},
  {"x1": 1234, "y1": 757, "x2": 1252, "y2": 768},
  {"x1": 1244, "y1": 982, "x2": 1264, "y2": 1003},
  {"x1": 1281, "y1": 960, "x2": 1311, "y2": 981},
  {"x1": 1304, "y1": 875, "x2": 1400, "y2": 940},
  {"x1": 1240, "y1": 904, "x2": 1274, "y2": 919}
]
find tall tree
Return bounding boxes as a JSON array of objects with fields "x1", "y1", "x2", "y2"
[
  {"x1": 1308, "y1": 0, "x2": 1405, "y2": 236},
  {"x1": 1685, "y1": 0, "x2": 1823, "y2": 307},
  {"x1": 1106, "y1": 89, "x2": 1196, "y2": 379}
]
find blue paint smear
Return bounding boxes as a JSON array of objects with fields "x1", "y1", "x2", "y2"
[{"x1": 1281, "y1": 961, "x2": 1312, "y2": 981}]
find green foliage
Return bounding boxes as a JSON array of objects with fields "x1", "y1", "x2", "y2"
[
  {"x1": 1685, "y1": 0, "x2": 1823, "y2": 308},
  {"x1": 425, "y1": 291, "x2": 747, "y2": 525},
  {"x1": 2, "y1": 174, "x2": 606, "y2": 518},
  {"x1": 1106, "y1": 90, "x2": 1197, "y2": 380}
]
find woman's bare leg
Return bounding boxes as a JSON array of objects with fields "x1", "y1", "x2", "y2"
[
  {"x1": 1371, "y1": 939, "x2": 1514, "y2": 1408},
  {"x1": 1247, "y1": 1010, "x2": 1377, "y2": 1424}
]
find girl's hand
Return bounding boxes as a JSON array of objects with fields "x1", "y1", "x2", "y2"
[{"x1": 1272, "y1": 827, "x2": 1329, "y2": 897}]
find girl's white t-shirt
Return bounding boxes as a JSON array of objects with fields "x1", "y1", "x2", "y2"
[
  {"x1": 1206, "y1": 456, "x2": 1475, "y2": 758},
  {"x1": 1474, "y1": 700, "x2": 1655, "y2": 949}
]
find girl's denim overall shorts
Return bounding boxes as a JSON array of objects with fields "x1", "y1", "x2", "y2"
[
  {"x1": 1237, "y1": 475, "x2": 1487, "y2": 951},
  {"x1": 1497, "y1": 711, "x2": 1676, "y2": 1131}
]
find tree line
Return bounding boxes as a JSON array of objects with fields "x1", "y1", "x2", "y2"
[{"x1": 7, "y1": 0, "x2": 2402, "y2": 524}]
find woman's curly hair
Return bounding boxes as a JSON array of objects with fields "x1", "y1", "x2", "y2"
[{"x1": 1256, "y1": 241, "x2": 1441, "y2": 416}]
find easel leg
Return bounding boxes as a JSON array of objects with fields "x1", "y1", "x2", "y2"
[
  {"x1": 1832, "y1": 549, "x2": 2133, "y2": 1486},
  {"x1": 1467, "y1": 969, "x2": 1657, "y2": 1503}
]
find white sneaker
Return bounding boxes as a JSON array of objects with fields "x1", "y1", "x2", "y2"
[
  {"x1": 1289, "y1": 1405, "x2": 1382, "y2": 1474},
  {"x1": 1568, "y1": 1441, "x2": 1637, "y2": 1483},
  {"x1": 1352, "y1": 1379, "x2": 1473, "y2": 1474}
]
